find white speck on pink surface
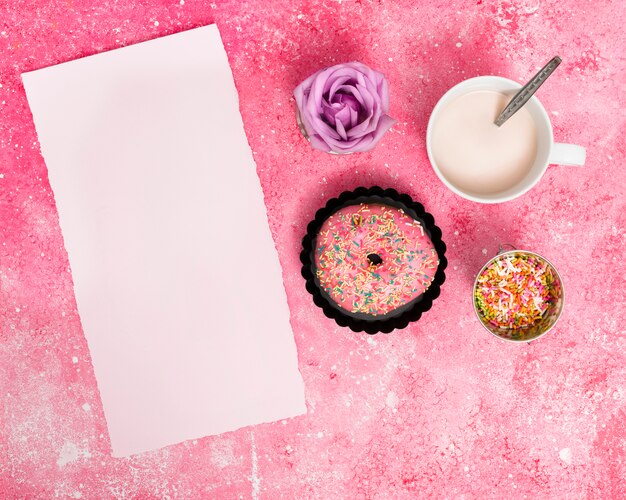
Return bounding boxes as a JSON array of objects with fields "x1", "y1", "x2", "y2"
[
  {"x1": 57, "y1": 442, "x2": 91, "y2": 468},
  {"x1": 559, "y1": 447, "x2": 573, "y2": 465}
]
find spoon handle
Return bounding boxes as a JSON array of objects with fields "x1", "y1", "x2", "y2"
[{"x1": 494, "y1": 56, "x2": 562, "y2": 127}]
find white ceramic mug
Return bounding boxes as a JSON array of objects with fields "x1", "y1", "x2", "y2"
[{"x1": 426, "y1": 76, "x2": 586, "y2": 203}]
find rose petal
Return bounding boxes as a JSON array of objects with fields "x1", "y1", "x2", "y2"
[
  {"x1": 349, "y1": 83, "x2": 381, "y2": 135},
  {"x1": 335, "y1": 115, "x2": 348, "y2": 141},
  {"x1": 326, "y1": 64, "x2": 361, "y2": 82},
  {"x1": 336, "y1": 85, "x2": 366, "y2": 110},
  {"x1": 355, "y1": 82, "x2": 377, "y2": 115},
  {"x1": 305, "y1": 101, "x2": 341, "y2": 141},
  {"x1": 335, "y1": 106, "x2": 353, "y2": 133},
  {"x1": 309, "y1": 67, "x2": 335, "y2": 111},
  {"x1": 346, "y1": 136, "x2": 374, "y2": 153},
  {"x1": 328, "y1": 75, "x2": 353, "y2": 100},
  {"x1": 334, "y1": 92, "x2": 360, "y2": 112},
  {"x1": 308, "y1": 112, "x2": 342, "y2": 141},
  {"x1": 349, "y1": 106, "x2": 359, "y2": 128},
  {"x1": 336, "y1": 114, "x2": 395, "y2": 153},
  {"x1": 347, "y1": 93, "x2": 382, "y2": 137},
  {"x1": 355, "y1": 114, "x2": 396, "y2": 152},
  {"x1": 321, "y1": 99, "x2": 340, "y2": 125},
  {"x1": 377, "y1": 74, "x2": 390, "y2": 112},
  {"x1": 305, "y1": 94, "x2": 342, "y2": 141},
  {"x1": 347, "y1": 110, "x2": 374, "y2": 138},
  {"x1": 321, "y1": 92, "x2": 361, "y2": 131}
]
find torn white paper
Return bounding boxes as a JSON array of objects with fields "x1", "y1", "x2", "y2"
[{"x1": 22, "y1": 25, "x2": 306, "y2": 457}]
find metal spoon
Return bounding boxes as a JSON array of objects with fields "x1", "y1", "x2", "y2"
[{"x1": 494, "y1": 56, "x2": 562, "y2": 127}]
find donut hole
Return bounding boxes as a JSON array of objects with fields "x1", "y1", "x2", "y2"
[{"x1": 367, "y1": 253, "x2": 383, "y2": 266}]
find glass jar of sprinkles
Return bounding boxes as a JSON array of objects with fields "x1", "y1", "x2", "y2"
[{"x1": 473, "y1": 247, "x2": 564, "y2": 342}]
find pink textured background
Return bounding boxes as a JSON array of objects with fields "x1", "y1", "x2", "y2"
[{"x1": 1, "y1": 0, "x2": 625, "y2": 497}]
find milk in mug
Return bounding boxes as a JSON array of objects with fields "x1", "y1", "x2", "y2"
[{"x1": 430, "y1": 90, "x2": 538, "y2": 195}]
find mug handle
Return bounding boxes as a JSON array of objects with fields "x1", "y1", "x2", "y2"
[{"x1": 550, "y1": 143, "x2": 586, "y2": 166}]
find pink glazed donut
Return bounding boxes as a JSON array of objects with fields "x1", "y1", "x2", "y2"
[{"x1": 314, "y1": 203, "x2": 439, "y2": 317}]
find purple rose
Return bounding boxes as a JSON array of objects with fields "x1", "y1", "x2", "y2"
[{"x1": 294, "y1": 61, "x2": 396, "y2": 154}]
